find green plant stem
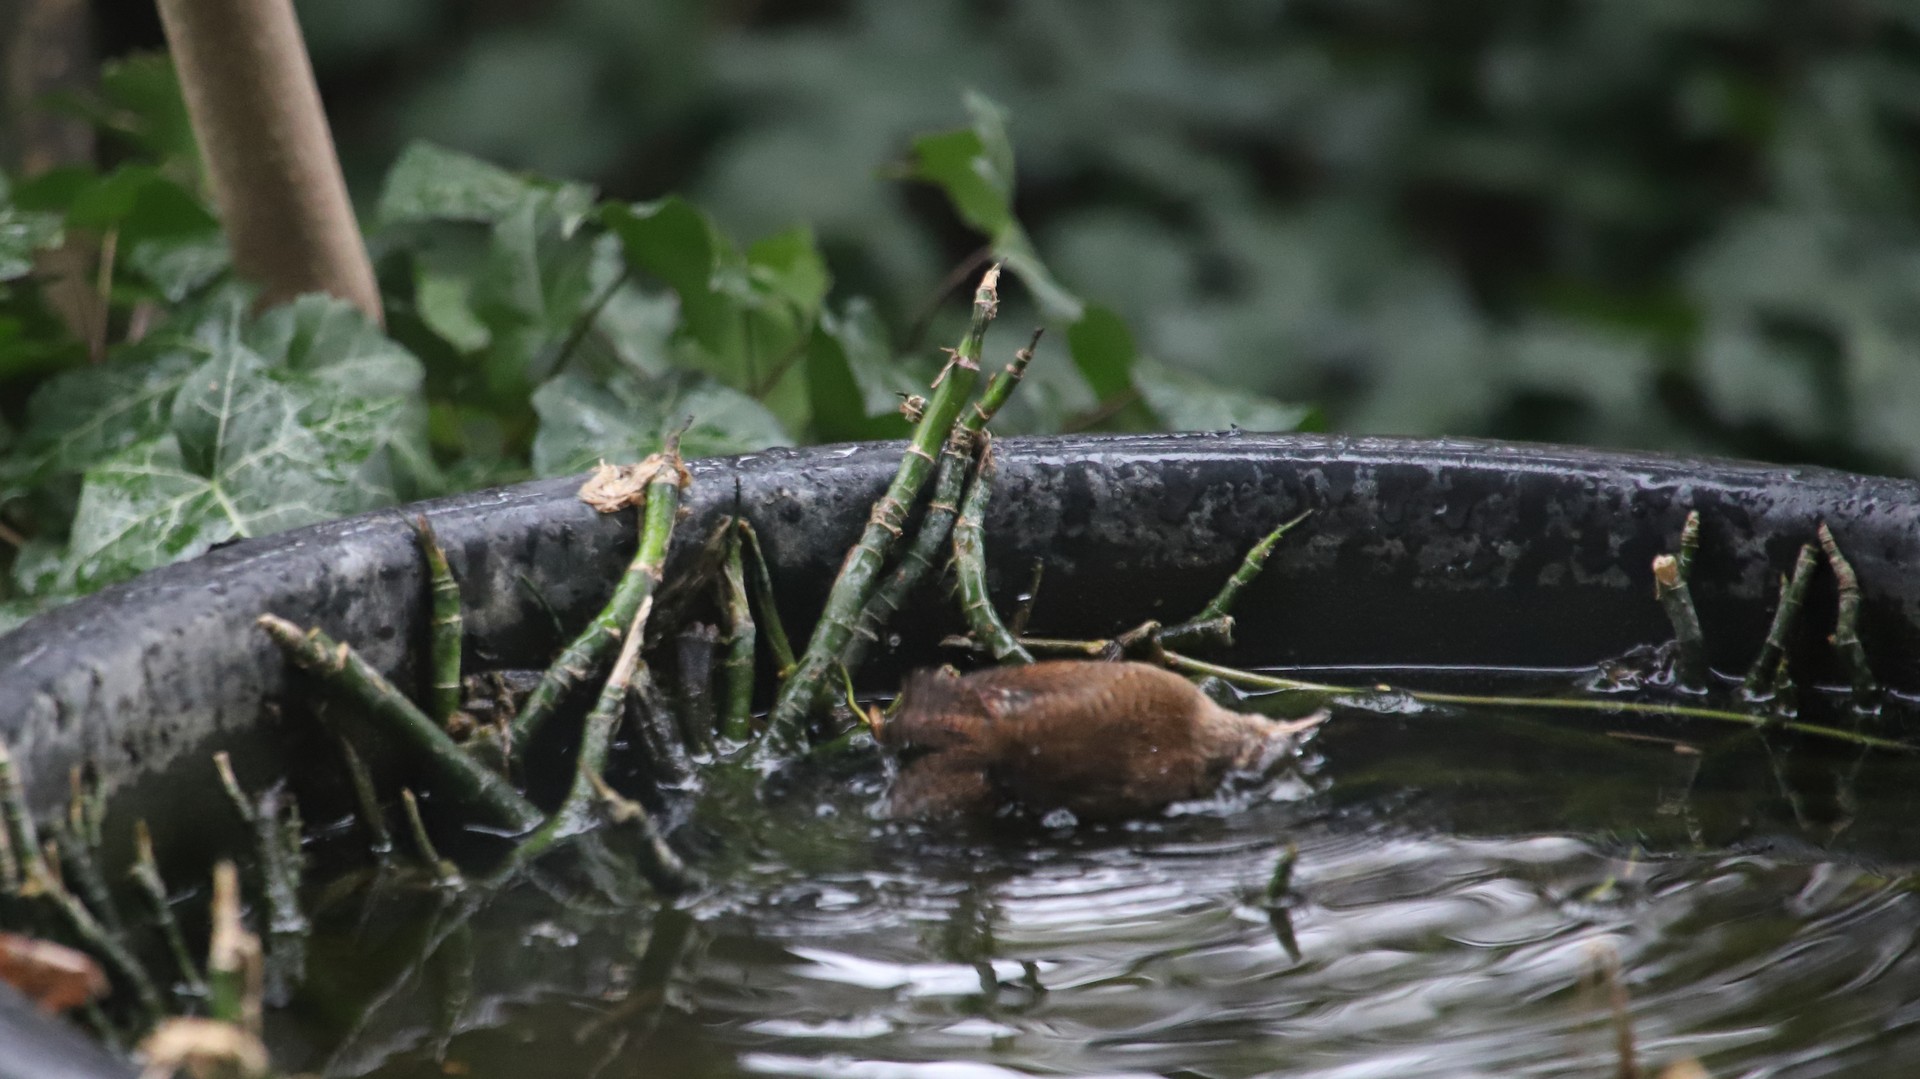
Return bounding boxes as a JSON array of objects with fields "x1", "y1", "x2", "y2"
[
  {"x1": 207, "y1": 860, "x2": 263, "y2": 1034},
  {"x1": 1818, "y1": 522, "x2": 1879, "y2": 702},
  {"x1": 953, "y1": 442, "x2": 1032, "y2": 664},
  {"x1": 335, "y1": 735, "x2": 393, "y2": 857},
  {"x1": 1676, "y1": 509, "x2": 1701, "y2": 579},
  {"x1": 131, "y1": 820, "x2": 208, "y2": 997},
  {"x1": 0, "y1": 741, "x2": 44, "y2": 888},
  {"x1": 736, "y1": 519, "x2": 795, "y2": 678},
  {"x1": 840, "y1": 328, "x2": 1040, "y2": 675},
  {"x1": 1159, "y1": 651, "x2": 1912, "y2": 751},
  {"x1": 58, "y1": 781, "x2": 125, "y2": 938},
  {"x1": 30, "y1": 848, "x2": 163, "y2": 1021},
  {"x1": 400, "y1": 789, "x2": 461, "y2": 887},
  {"x1": 509, "y1": 595, "x2": 655, "y2": 872},
  {"x1": 763, "y1": 265, "x2": 1000, "y2": 751},
  {"x1": 1653, "y1": 553, "x2": 1706, "y2": 689},
  {"x1": 1264, "y1": 843, "x2": 1298, "y2": 906},
  {"x1": 1744, "y1": 544, "x2": 1818, "y2": 696},
  {"x1": 510, "y1": 436, "x2": 688, "y2": 758},
  {"x1": 720, "y1": 529, "x2": 757, "y2": 740},
  {"x1": 258, "y1": 615, "x2": 542, "y2": 832},
  {"x1": 212, "y1": 753, "x2": 309, "y2": 1003},
  {"x1": 1183, "y1": 509, "x2": 1312, "y2": 637},
  {"x1": 587, "y1": 771, "x2": 693, "y2": 896},
  {"x1": 412, "y1": 517, "x2": 464, "y2": 729}
]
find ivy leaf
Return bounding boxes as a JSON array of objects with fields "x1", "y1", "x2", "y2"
[
  {"x1": 1133, "y1": 355, "x2": 1313, "y2": 433},
  {"x1": 603, "y1": 197, "x2": 830, "y2": 413},
  {"x1": 464, "y1": 192, "x2": 602, "y2": 400},
  {"x1": 530, "y1": 369, "x2": 789, "y2": 477},
  {"x1": 244, "y1": 295, "x2": 437, "y2": 495},
  {"x1": 78, "y1": 53, "x2": 200, "y2": 173},
  {"x1": 601, "y1": 196, "x2": 732, "y2": 356},
  {"x1": 805, "y1": 298, "x2": 918, "y2": 442},
  {"x1": 1066, "y1": 304, "x2": 1137, "y2": 400},
  {"x1": 11, "y1": 341, "x2": 200, "y2": 485},
  {"x1": 0, "y1": 203, "x2": 63, "y2": 282},
  {"x1": 907, "y1": 92, "x2": 1082, "y2": 322},
  {"x1": 246, "y1": 293, "x2": 426, "y2": 401},
  {"x1": 746, "y1": 225, "x2": 830, "y2": 312},
  {"x1": 61, "y1": 435, "x2": 248, "y2": 592},
  {"x1": 61, "y1": 337, "x2": 414, "y2": 592},
  {"x1": 377, "y1": 141, "x2": 595, "y2": 229}
]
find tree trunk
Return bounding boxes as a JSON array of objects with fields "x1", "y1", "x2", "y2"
[{"x1": 155, "y1": 0, "x2": 381, "y2": 323}]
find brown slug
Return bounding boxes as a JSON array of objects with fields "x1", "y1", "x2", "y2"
[{"x1": 873, "y1": 660, "x2": 1323, "y2": 822}]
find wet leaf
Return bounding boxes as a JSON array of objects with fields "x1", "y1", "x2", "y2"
[
  {"x1": 0, "y1": 932, "x2": 108, "y2": 1014},
  {"x1": 907, "y1": 92, "x2": 1082, "y2": 322},
  {"x1": 805, "y1": 298, "x2": 919, "y2": 441},
  {"x1": 530, "y1": 369, "x2": 789, "y2": 477},
  {"x1": 377, "y1": 141, "x2": 595, "y2": 229},
  {"x1": 1134, "y1": 355, "x2": 1312, "y2": 433},
  {"x1": 59, "y1": 327, "x2": 426, "y2": 591},
  {"x1": 0, "y1": 204, "x2": 63, "y2": 282},
  {"x1": 12, "y1": 341, "x2": 200, "y2": 484}
]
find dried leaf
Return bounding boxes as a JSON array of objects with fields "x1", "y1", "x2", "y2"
[{"x1": 0, "y1": 931, "x2": 108, "y2": 1013}]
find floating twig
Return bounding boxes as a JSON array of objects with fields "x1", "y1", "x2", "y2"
[
  {"x1": 840, "y1": 327, "x2": 1040, "y2": 676},
  {"x1": 411, "y1": 517, "x2": 465, "y2": 729},
  {"x1": 509, "y1": 433, "x2": 689, "y2": 758},
  {"x1": 1745, "y1": 544, "x2": 1818, "y2": 696},
  {"x1": 953, "y1": 442, "x2": 1032, "y2": 665},
  {"x1": 720, "y1": 528, "x2": 758, "y2": 741},
  {"x1": 257, "y1": 615, "x2": 542, "y2": 832},
  {"x1": 1817, "y1": 522, "x2": 1879, "y2": 703},
  {"x1": 764, "y1": 265, "x2": 1001, "y2": 750},
  {"x1": 1160, "y1": 651, "x2": 1911, "y2": 751},
  {"x1": 130, "y1": 821, "x2": 206, "y2": 997}
]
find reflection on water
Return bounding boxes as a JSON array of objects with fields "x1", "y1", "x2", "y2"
[{"x1": 277, "y1": 681, "x2": 1920, "y2": 1079}]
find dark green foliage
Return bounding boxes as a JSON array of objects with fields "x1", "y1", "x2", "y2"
[{"x1": 0, "y1": 54, "x2": 1307, "y2": 630}]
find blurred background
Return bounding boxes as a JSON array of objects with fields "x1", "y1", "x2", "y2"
[{"x1": 56, "y1": 0, "x2": 1920, "y2": 474}]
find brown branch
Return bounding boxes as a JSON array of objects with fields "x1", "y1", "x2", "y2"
[{"x1": 156, "y1": 0, "x2": 381, "y2": 321}]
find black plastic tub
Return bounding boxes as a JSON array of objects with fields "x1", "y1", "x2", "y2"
[{"x1": 2, "y1": 433, "x2": 1919, "y2": 1075}]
